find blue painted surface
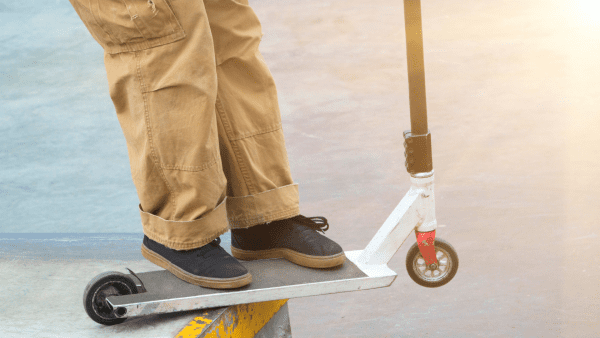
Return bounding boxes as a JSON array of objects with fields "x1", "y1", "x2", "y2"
[{"x1": 0, "y1": 0, "x2": 140, "y2": 232}]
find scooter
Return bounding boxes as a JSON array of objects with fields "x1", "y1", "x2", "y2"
[{"x1": 83, "y1": 0, "x2": 459, "y2": 326}]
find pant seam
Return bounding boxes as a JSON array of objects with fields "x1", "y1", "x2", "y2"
[
  {"x1": 161, "y1": 158, "x2": 218, "y2": 172},
  {"x1": 135, "y1": 51, "x2": 176, "y2": 211},
  {"x1": 230, "y1": 122, "x2": 282, "y2": 141},
  {"x1": 215, "y1": 96, "x2": 256, "y2": 194}
]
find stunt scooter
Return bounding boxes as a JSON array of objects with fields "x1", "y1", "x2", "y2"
[{"x1": 83, "y1": 0, "x2": 459, "y2": 325}]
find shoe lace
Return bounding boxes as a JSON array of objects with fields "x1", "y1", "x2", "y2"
[
  {"x1": 196, "y1": 237, "x2": 222, "y2": 257},
  {"x1": 292, "y1": 215, "x2": 330, "y2": 233}
]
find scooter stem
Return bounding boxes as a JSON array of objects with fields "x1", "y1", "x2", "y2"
[
  {"x1": 404, "y1": 0, "x2": 428, "y2": 136},
  {"x1": 357, "y1": 0, "x2": 439, "y2": 266}
]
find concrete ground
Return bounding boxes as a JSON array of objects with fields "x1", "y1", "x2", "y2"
[
  {"x1": 1, "y1": 0, "x2": 599, "y2": 337},
  {"x1": 0, "y1": 234, "x2": 207, "y2": 338}
]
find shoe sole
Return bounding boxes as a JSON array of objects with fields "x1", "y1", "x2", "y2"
[
  {"x1": 141, "y1": 244, "x2": 252, "y2": 289},
  {"x1": 231, "y1": 246, "x2": 346, "y2": 269}
]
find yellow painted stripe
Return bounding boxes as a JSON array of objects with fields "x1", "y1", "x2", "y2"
[
  {"x1": 176, "y1": 299, "x2": 288, "y2": 338},
  {"x1": 175, "y1": 316, "x2": 213, "y2": 338}
]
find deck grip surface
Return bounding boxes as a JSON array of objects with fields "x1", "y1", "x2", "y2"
[{"x1": 113, "y1": 258, "x2": 367, "y2": 305}]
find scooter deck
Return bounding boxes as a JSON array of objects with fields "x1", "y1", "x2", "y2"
[{"x1": 107, "y1": 250, "x2": 397, "y2": 318}]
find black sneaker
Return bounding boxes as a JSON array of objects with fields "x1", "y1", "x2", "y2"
[
  {"x1": 141, "y1": 236, "x2": 251, "y2": 289},
  {"x1": 230, "y1": 215, "x2": 345, "y2": 268}
]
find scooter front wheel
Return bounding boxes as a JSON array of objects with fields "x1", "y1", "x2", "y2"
[
  {"x1": 83, "y1": 271, "x2": 138, "y2": 325},
  {"x1": 406, "y1": 238, "x2": 458, "y2": 288}
]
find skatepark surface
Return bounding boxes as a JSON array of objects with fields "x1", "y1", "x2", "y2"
[{"x1": 1, "y1": 0, "x2": 599, "y2": 336}]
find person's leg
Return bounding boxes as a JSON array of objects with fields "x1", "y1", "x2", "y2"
[
  {"x1": 70, "y1": 0, "x2": 226, "y2": 249},
  {"x1": 204, "y1": 0, "x2": 345, "y2": 268},
  {"x1": 68, "y1": 0, "x2": 250, "y2": 288},
  {"x1": 204, "y1": 0, "x2": 300, "y2": 228}
]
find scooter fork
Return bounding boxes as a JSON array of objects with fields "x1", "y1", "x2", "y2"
[{"x1": 356, "y1": 172, "x2": 438, "y2": 267}]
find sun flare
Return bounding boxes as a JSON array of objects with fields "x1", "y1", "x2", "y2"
[{"x1": 567, "y1": 1, "x2": 600, "y2": 27}]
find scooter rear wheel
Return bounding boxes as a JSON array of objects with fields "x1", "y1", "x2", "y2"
[
  {"x1": 83, "y1": 271, "x2": 138, "y2": 325},
  {"x1": 406, "y1": 238, "x2": 458, "y2": 288}
]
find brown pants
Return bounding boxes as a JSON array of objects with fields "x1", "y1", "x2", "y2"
[{"x1": 69, "y1": 0, "x2": 299, "y2": 250}]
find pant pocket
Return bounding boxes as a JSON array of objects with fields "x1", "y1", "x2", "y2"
[{"x1": 70, "y1": 0, "x2": 185, "y2": 54}]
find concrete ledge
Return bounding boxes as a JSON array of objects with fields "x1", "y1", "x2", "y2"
[{"x1": 0, "y1": 233, "x2": 232, "y2": 260}]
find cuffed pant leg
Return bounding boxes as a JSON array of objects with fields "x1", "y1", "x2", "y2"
[
  {"x1": 99, "y1": 0, "x2": 229, "y2": 249},
  {"x1": 204, "y1": 0, "x2": 300, "y2": 228}
]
